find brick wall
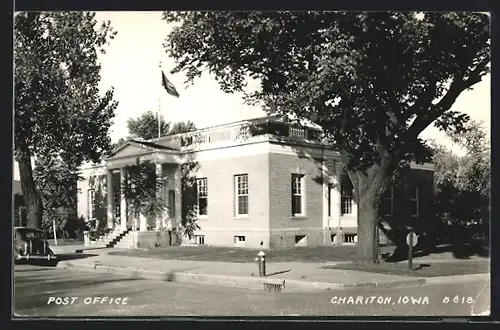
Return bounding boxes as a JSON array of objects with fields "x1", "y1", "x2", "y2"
[
  {"x1": 191, "y1": 152, "x2": 270, "y2": 249},
  {"x1": 380, "y1": 168, "x2": 435, "y2": 245},
  {"x1": 268, "y1": 151, "x2": 326, "y2": 249}
]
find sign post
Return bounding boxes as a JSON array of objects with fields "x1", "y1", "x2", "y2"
[{"x1": 406, "y1": 231, "x2": 418, "y2": 271}]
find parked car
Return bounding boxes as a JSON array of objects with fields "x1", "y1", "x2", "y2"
[{"x1": 14, "y1": 227, "x2": 56, "y2": 262}]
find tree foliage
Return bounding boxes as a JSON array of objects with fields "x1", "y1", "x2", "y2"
[
  {"x1": 33, "y1": 155, "x2": 83, "y2": 237},
  {"x1": 122, "y1": 159, "x2": 166, "y2": 227},
  {"x1": 431, "y1": 121, "x2": 490, "y2": 239},
  {"x1": 169, "y1": 120, "x2": 197, "y2": 135},
  {"x1": 113, "y1": 111, "x2": 198, "y2": 149},
  {"x1": 164, "y1": 11, "x2": 490, "y2": 262},
  {"x1": 15, "y1": 12, "x2": 118, "y2": 228},
  {"x1": 126, "y1": 110, "x2": 197, "y2": 141},
  {"x1": 127, "y1": 110, "x2": 171, "y2": 140},
  {"x1": 179, "y1": 161, "x2": 201, "y2": 239}
]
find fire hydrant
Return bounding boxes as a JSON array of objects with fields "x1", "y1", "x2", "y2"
[{"x1": 257, "y1": 250, "x2": 266, "y2": 277}]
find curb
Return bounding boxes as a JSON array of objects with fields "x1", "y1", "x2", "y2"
[
  {"x1": 423, "y1": 273, "x2": 489, "y2": 285},
  {"x1": 56, "y1": 261, "x2": 426, "y2": 292}
]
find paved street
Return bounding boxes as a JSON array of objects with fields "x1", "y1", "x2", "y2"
[{"x1": 13, "y1": 263, "x2": 490, "y2": 317}]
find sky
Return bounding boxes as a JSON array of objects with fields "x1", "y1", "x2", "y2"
[
  {"x1": 94, "y1": 11, "x2": 491, "y2": 148},
  {"x1": 13, "y1": 11, "x2": 491, "y2": 180}
]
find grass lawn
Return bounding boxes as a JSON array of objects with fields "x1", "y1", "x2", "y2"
[
  {"x1": 322, "y1": 260, "x2": 490, "y2": 277},
  {"x1": 109, "y1": 245, "x2": 359, "y2": 263}
]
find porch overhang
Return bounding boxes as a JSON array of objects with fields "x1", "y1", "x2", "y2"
[{"x1": 104, "y1": 140, "x2": 183, "y2": 169}]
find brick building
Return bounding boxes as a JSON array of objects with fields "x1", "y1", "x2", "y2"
[{"x1": 77, "y1": 115, "x2": 435, "y2": 249}]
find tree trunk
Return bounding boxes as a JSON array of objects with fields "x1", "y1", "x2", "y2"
[
  {"x1": 350, "y1": 163, "x2": 392, "y2": 264},
  {"x1": 52, "y1": 219, "x2": 58, "y2": 246},
  {"x1": 17, "y1": 151, "x2": 43, "y2": 229},
  {"x1": 356, "y1": 183, "x2": 381, "y2": 263}
]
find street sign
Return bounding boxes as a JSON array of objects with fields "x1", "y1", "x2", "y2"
[
  {"x1": 406, "y1": 231, "x2": 418, "y2": 272},
  {"x1": 406, "y1": 232, "x2": 418, "y2": 247}
]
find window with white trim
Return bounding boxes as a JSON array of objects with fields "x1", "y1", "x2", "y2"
[
  {"x1": 410, "y1": 184, "x2": 419, "y2": 217},
  {"x1": 291, "y1": 174, "x2": 305, "y2": 216},
  {"x1": 234, "y1": 235, "x2": 246, "y2": 247},
  {"x1": 195, "y1": 235, "x2": 205, "y2": 245},
  {"x1": 234, "y1": 174, "x2": 249, "y2": 216},
  {"x1": 88, "y1": 189, "x2": 96, "y2": 219},
  {"x1": 197, "y1": 178, "x2": 208, "y2": 216},
  {"x1": 340, "y1": 173, "x2": 354, "y2": 215},
  {"x1": 381, "y1": 186, "x2": 394, "y2": 216}
]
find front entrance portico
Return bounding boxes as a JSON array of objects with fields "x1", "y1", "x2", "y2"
[{"x1": 104, "y1": 140, "x2": 183, "y2": 233}]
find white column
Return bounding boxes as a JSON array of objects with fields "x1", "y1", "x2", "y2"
[
  {"x1": 331, "y1": 175, "x2": 341, "y2": 228},
  {"x1": 321, "y1": 160, "x2": 329, "y2": 230},
  {"x1": 155, "y1": 163, "x2": 163, "y2": 231},
  {"x1": 175, "y1": 165, "x2": 182, "y2": 229},
  {"x1": 106, "y1": 170, "x2": 114, "y2": 229},
  {"x1": 139, "y1": 213, "x2": 147, "y2": 231},
  {"x1": 330, "y1": 160, "x2": 341, "y2": 229},
  {"x1": 120, "y1": 168, "x2": 127, "y2": 231}
]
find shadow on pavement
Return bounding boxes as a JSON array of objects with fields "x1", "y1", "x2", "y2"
[
  {"x1": 56, "y1": 253, "x2": 99, "y2": 261},
  {"x1": 15, "y1": 254, "x2": 99, "y2": 267},
  {"x1": 413, "y1": 264, "x2": 431, "y2": 271},
  {"x1": 383, "y1": 243, "x2": 490, "y2": 263},
  {"x1": 266, "y1": 269, "x2": 292, "y2": 277}
]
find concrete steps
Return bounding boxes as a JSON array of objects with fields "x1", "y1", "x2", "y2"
[
  {"x1": 105, "y1": 229, "x2": 131, "y2": 248},
  {"x1": 86, "y1": 229, "x2": 130, "y2": 249},
  {"x1": 113, "y1": 232, "x2": 135, "y2": 249}
]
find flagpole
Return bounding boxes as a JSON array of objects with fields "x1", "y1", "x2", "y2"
[{"x1": 158, "y1": 61, "x2": 162, "y2": 139}]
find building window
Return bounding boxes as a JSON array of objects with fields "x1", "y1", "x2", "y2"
[
  {"x1": 168, "y1": 190, "x2": 176, "y2": 217},
  {"x1": 88, "y1": 189, "x2": 96, "y2": 219},
  {"x1": 234, "y1": 174, "x2": 249, "y2": 216},
  {"x1": 295, "y1": 235, "x2": 307, "y2": 247},
  {"x1": 344, "y1": 234, "x2": 357, "y2": 244},
  {"x1": 291, "y1": 174, "x2": 305, "y2": 216},
  {"x1": 381, "y1": 186, "x2": 394, "y2": 216},
  {"x1": 340, "y1": 173, "x2": 354, "y2": 215},
  {"x1": 327, "y1": 183, "x2": 333, "y2": 217},
  {"x1": 195, "y1": 235, "x2": 205, "y2": 245},
  {"x1": 410, "y1": 184, "x2": 419, "y2": 217},
  {"x1": 234, "y1": 235, "x2": 246, "y2": 247},
  {"x1": 197, "y1": 178, "x2": 208, "y2": 216}
]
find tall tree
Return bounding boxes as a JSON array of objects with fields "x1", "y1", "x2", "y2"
[
  {"x1": 125, "y1": 110, "x2": 197, "y2": 141},
  {"x1": 15, "y1": 12, "x2": 118, "y2": 229},
  {"x1": 127, "y1": 110, "x2": 170, "y2": 140},
  {"x1": 33, "y1": 153, "x2": 82, "y2": 238},
  {"x1": 168, "y1": 120, "x2": 197, "y2": 135},
  {"x1": 164, "y1": 11, "x2": 490, "y2": 262},
  {"x1": 432, "y1": 121, "x2": 490, "y2": 234}
]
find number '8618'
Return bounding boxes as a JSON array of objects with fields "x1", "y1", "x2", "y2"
[{"x1": 442, "y1": 296, "x2": 474, "y2": 304}]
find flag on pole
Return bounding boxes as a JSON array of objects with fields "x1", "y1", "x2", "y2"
[{"x1": 161, "y1": 70, "x2": 180, "y2": 98}]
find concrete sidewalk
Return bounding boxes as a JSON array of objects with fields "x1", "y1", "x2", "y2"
[
  {"x1": 50, "y1": 244, "x2": 86, "y2": 255},
  {"x1": 56, "y1": 251, "x2": 428, "y2": 292}
]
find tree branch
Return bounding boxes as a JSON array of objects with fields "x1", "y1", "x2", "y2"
[{"x1": 406, "y1": 62, "x2": 488, "y2": 141}]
